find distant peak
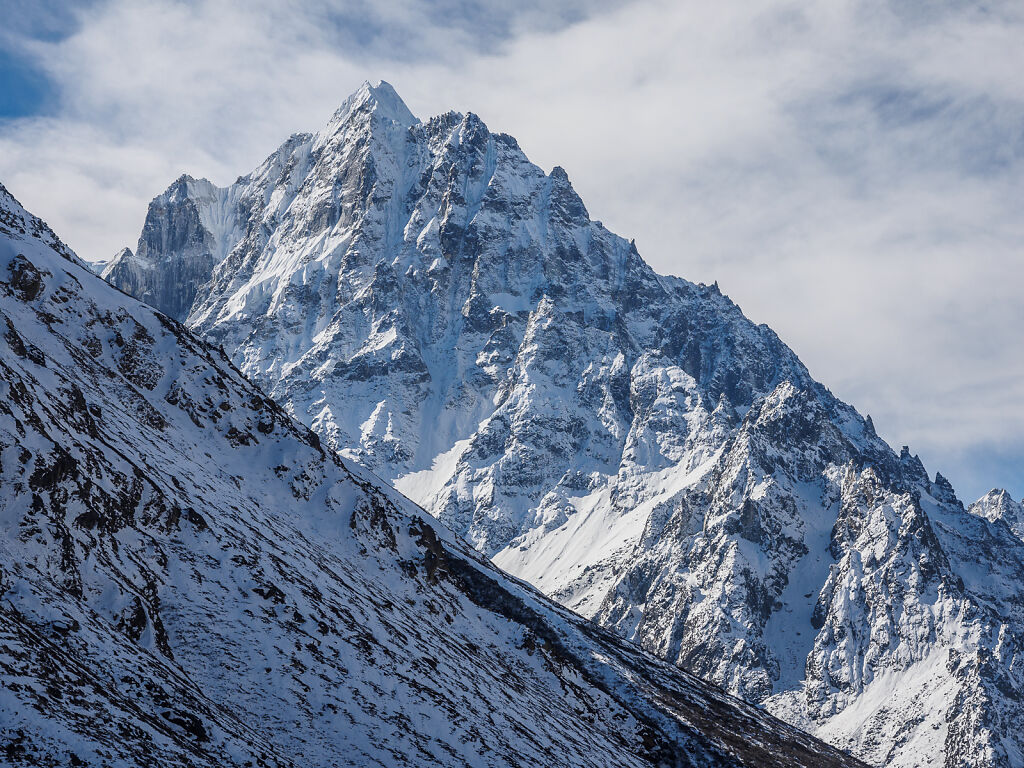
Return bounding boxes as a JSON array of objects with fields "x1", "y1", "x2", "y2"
[
  {"x1": 163, "y1": 174, "x2": 220, "y2": 202},
  {"x1": 100, "y1": 247, "x2": 135, "y2": 279},
  {"x1": 359, "y1": 79, "x2": 399, "y2": 102},
  {"x1": 982, "y1": 488, "x2": 1015, "y2": 504},
  {"x1": 969, "y1": 488, "x2": 1022, "y2": 531},
  {"x1": 329, "y1": 79, "x2": 417, "y2": 129}
]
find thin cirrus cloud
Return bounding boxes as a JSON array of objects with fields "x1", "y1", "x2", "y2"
[{"x1": 0, "y1": 0, "x2": 1020, "y2": 503}]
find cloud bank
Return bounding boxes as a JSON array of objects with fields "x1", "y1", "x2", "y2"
[{"x1": 0, "y1": 0, "x2": 1020, "y2": 502}]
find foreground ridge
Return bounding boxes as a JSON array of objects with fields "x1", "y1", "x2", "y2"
[{"x1": 0, "y1": 181, "x2": 863, "y2": 767}]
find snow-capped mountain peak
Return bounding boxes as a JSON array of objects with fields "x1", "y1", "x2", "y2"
[
  {"x1": 970, "y1": 488, "x2": 1024, "y2": 541},
  {"x1": 326, "y1": 78, "x2": 418, "y2": 130},
  {"x1": 102, "y1": 82, "x2": 1024, "y2": 768}
]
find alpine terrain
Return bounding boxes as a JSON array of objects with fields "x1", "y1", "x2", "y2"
[
  {"x1": 0, "y1": 181, "x2": 871, "y2": 766},
  {"x1": 103, "y1": 81, "x2": 1024, "y2": 768}
]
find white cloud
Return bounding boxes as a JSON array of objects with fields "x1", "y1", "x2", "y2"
[{"x1": 1, "y1": 0, "x2": 1020, "y2": 502}]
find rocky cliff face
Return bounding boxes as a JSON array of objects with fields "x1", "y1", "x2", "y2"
[
  {"x1": 102, "y1": 174, "x2": 243, "y2": 320},
  {"x1": 1, "y1": 181, "x2": 866, "y2": 767},
  {"x1": 107, "y1": 81, "x2": 1024, "y2": 768},
  {"x1": 595, "y1": 388, "x2": 1024, "y2": 766}
]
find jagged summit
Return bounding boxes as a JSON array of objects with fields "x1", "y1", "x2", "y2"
[
  {"x1": 98, "y1": 246, "x2": 134, "y2": 278},
  {"x1": 103, "y1": 85, "x2": 1024, "y2": 768},
  {"x1": 324, "y1": 78, "x2": 418, "y2": 133},
  {"x1": 970, "y1": 488, "x2": 1024, "y2": 541},
  {"x1": 983, "y1": 488, "x2": 1017, "y2": 506}
]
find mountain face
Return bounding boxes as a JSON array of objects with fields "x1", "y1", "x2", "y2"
[
  {"x1": 102, "y1": 175, "x2": 243, "y2": 321},
  {"x1": 970, "y1": 490, "x2": 1024, "y2": 543},
  {"x1": 105, "y1": 81, "x2": 1024, "y2": 768},
  {"x1": 0, "y1": 182, "x2": 867, "y2": 767}
]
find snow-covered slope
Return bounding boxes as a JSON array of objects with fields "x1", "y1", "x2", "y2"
[
  {"x1": 0, "y1": 182, "x2": 869, "y2": 767},
  {"x1": 108, "y1": 81, "x2": 1024, "y2": 768}
]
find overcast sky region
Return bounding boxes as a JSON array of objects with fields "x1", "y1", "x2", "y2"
[{"x1": 1, "y1": 0, "x2": 1021, "y2": 503}]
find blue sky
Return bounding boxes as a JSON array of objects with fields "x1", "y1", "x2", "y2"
[
  {"x1": 0, "y1": 0, "x2": 1021, "y2": 503},
  {"x1": 0, "y1": 47, "x2": 53, "y2": 119},
  {"x1": 0, "y1": 0, "x2": 83, "y2": 118}
]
